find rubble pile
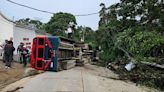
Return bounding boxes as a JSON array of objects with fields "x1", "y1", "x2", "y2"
[{"x1": 109, "y1": 60, "x2": 164, "y2": 91}]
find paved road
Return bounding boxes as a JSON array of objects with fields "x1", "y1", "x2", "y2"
[
  {"x1": 2, "y1": 64, "x2": 152, "y2": 92},
  {"x1": 20, "y1": 67, "x2": 108, "y2": 92}
]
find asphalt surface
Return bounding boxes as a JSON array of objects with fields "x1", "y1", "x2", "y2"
[
  {"x1": 19, "y1": 67, "x2": 107, "y2": 92},
  {"x1": 1, "y1": 64, "x2": 153, "y2": 92}
]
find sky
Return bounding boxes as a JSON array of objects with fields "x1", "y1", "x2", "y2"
[{"x1": 0, "y1": 0, "x2": 120, "y2": 30}]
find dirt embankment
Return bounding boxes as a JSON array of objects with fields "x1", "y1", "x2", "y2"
[
  {"x1": 0, "y1": 61, "x2": 26, "y2": 90},
  {"x1": 0, "y1": 60, "x2": 44, "y2": 92}
]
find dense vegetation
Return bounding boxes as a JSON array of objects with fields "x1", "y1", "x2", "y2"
[
  {"x1": 16, "y1": 18, "x2": 44, "y2": 30},
  {"x1": 97, "y1": 0, "x2": 164, "y2": 90},
  {"x1": 74, "y1": 26, "x2": 96, "y2": 48},
  {"x1": 45, "y1": 12, "x2": 76, "y2": 36},
  {"x1": 98, "y1": 0, "x2": 164, "y2": 62}
]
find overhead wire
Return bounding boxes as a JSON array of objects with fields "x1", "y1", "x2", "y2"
[
  {"x1": 7, "y1": 0, "x2": 54, "y2": 14},
  {"x1": 6, "y1": 0, "x2": 99, "y2": 16}
]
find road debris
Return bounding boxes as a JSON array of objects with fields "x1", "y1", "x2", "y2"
[
  {"x1": 7, "y1": 87, "x2": 23, "y2": 92},
  {"x1": 125, "y1": 62, "x2": 136, "y2": 71}
]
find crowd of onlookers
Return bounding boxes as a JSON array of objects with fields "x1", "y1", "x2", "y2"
[{"x1": 0, "y1": 38, "x2": 29, "y2": 69}]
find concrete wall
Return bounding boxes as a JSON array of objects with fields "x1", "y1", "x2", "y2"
[
  {"x1": 13, "y1": 26, "x2": 36, "y2": 53},
  {"x1": 0, "y1": 14, "x2": 14, "y2": 45},
  {"x1": 13, "y1": 26, "x2": 36, "y2": 61},
  {"x1": 0, "y1": 13, "x2": 14, "y2": 60}
]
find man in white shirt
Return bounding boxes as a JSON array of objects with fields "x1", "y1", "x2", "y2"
[{"x1": 67, "y1": 27, "x2": 73, "y2": 39}]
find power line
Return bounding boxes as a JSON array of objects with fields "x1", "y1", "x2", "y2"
[
  {"x1": 7, "y1": 0, "x2": 54, "y2": 14},
  {"x1": 75, "y1": 12, "x2": 99, "y2": 16},
  {"x1": 6, "y1": 0, "x2": 99, "y2": 16}
]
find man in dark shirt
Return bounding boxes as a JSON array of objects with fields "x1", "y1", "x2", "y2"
[
  {"x1": 21, "y1": 46, "x2": 29, "y2": 67},
  {"x1": 17, "y1": 43, "x2": 24, "y2": 64},
  {"x1": 4, "y1": 42, "x2": 15, "y2": 68}
]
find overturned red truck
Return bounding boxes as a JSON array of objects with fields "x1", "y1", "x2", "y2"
[{"x1": 30, "y1": 36, "x2": 78, "y2": 71}]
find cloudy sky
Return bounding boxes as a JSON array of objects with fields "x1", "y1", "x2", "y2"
[{"x1": 0, "y1": 0, "x2": 120, "y2": 30}]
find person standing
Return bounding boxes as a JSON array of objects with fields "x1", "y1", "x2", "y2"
[
  {"x1": 22, "y1": 46, "x2": 29, "y2": 67},
  {"x1": 0, "y1": 40, "x2": 8, "y2": 63},
  {"x1": 17, "y1": 43, "x2": 24, "y2": 64},
  {"x1": 8, "y1": 37, "x2": 14, "y2": 62},
  {"x1": 4, "y1": 42, "x2": 15, "y2": 68}
]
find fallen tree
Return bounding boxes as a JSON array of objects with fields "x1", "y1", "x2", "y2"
[
  {"x1": 118, "y1": 46, "x2": 164, "y2": 69},
  {"x1": 107, "y1": 46, "x2": 164, "y2": 91},
  {"x1": 141, "y1": 62, "x2": 164, "y2": 69}
]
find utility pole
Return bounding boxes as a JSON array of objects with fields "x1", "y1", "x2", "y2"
[
  {"x1": 12, "y1": 16, "x2": 15, "y2": 21},
  {"x1": 81, "y1": 26, "x2": 85, "y2": 42}
]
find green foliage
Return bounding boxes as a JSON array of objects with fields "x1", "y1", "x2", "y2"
[
  {"x1": 98, "y1": 0, "x2": 164, "y2": 90},
  {"x1": 45, "y1": 12, "x2": 76, "y2": 36},
  {"x1": 97, "y1": 0, "x2": 164, "y2": 62},
  {"x1": 16, "y1": 18, "x2": 44, "y2": 30},
  {"x1": 74, "y1": 26, "x2": 97, "y2": 49},
  {"x1": 115, "y1": 29, "x2": 164, "y2": 61},
  {"x1": 74, "y1": 26, "x2": 83, "y2": 41},
  {"x1": 84, "y1": 27, "x2": 95, "y2": 43}
]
